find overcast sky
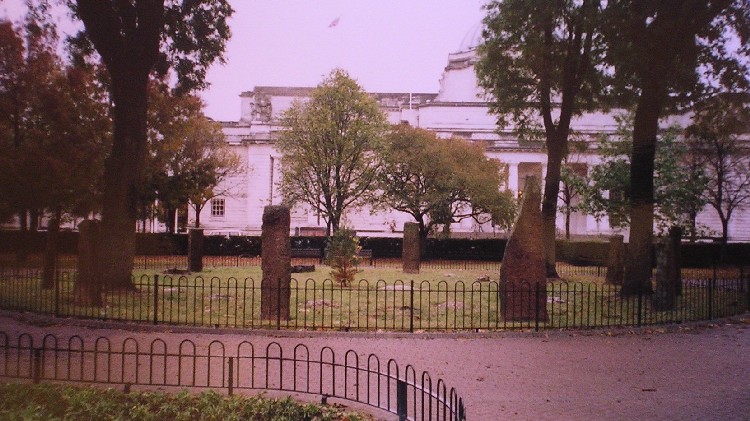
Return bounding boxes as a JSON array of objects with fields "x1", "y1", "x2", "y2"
[{"x1": 1, "y1": 1, "x2": 487, "y2": 121}]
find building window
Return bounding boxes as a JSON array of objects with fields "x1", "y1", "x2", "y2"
[{"x1": 211, "y1": 198, "x2": 225, "y2": 217}]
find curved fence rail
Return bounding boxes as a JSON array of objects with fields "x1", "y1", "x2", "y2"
[
  {"x1": 0, "y1": 270, "x2": 747, "y2": 331},
  {"x1": 0, "y1": 332, "x2": 466, "y2": 421}
]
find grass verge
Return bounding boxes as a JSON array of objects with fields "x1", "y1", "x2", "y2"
[{"x1": 0, "y1": 383, "x2": 371, "y2": 421}]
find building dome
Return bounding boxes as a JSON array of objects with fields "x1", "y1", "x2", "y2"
[{"x1": 457, "y1": 21, "x2": 484, "y2": 52}]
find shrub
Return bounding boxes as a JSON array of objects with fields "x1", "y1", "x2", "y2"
[
  {"x1": 0, "y1": 383, "x2": 369, "y2": 420},
  {"x1": 324, "y1": 229, "x2": 361, "y2": 286}
]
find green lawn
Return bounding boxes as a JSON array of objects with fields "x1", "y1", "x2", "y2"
[{"x1": 0, "y1": 263, "x2": 746, "y2": 331}]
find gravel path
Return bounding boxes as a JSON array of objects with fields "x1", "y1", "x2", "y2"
[{"x1": 1, "y1": 311, "x2": 749, "y2": 420}]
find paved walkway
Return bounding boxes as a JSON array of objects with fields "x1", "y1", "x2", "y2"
[{"x1": 1, "y1": 311, "x2": 749, "y2": 420}]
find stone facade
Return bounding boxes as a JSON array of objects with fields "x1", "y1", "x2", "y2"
[{"x1": 187, "y1": 33, "x2": 750, "y2": 242}]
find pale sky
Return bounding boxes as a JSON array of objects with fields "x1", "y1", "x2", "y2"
[{"x1": 1, "y1": 1, "x2": 487, "y2": 121}]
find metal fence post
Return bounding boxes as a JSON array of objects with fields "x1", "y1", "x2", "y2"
[
  {"x1": 396, "y1": 379, "x2": 407, "y2": 421},
  {"x1": 153, "y1": 274, "x2": 159, "y2": 325},
  {"x1": 708, "y1": 266, "x2": 715, "y2": 320},
  {"x1": 277, "y1": 277, "x2": 282, "y2": 330},
  {"x1": 32, "y1": 348, "x2": 42, "y2": 384},
  {"x1": 637, "y1": 287, "x2": 643, "y2": 327},
  {"x1": 227, "y1": 357, "x2": 234, "y2": 396},
  {"x1": 409, "y1": 280, "x2": 414, "y2": 333},
  {"x1": 54, "y1": 270, "x2": 60, "y2": 317},
  {"x1": 534, "y1": 282, "x2": 540, "y2": 332}
]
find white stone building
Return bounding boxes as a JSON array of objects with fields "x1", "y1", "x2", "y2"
[{"x1": 194, "y1": 32, "x2": 750, "y2": 241}]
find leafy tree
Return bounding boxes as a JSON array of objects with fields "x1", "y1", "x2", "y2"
[
  {"x1": 580, "y1": 114, "x2": 709, "y2": 237},
  {"x1": 70, "y1": 0, "x2": 233, "y2": 290},
  {"x1": 0, "y1": 8, "x2": 62, "y2": 233},
  {"x1": 277, "y1": 69, "x2": 388, "y2": 236},
  {"x1": 377, "y1": 124, "x2": 516, "y2": 242},
  {"x1": 476, "y1": 0, "x2": 608, "y2": 277},
  {"x1": 602, "y1": 0, "x2": 750, "y2": 295},
  {"x1": 0, "y1": 19, "x2": 28, "y2": 225},
  {"x1": 0, "y1": 8, "x2": 110, "y2": 273},
  {"x1": 144, "y1": 83, "x2": 241, "y2": 231},
  {"x1": 685, "y1": 93, "x2": 750, "y2": 257}
]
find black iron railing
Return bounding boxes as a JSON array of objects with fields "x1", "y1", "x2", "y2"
[
  {"x1": 0, "y1": 332, "x2": 466, "y2": 421},
  {"x1": 1, "y1": 269, "x2": 747, "y2": 331}
]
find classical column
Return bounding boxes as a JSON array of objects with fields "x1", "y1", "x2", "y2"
[{"x1": 508, "y1": 163, "x2": 519, "y2": 195}]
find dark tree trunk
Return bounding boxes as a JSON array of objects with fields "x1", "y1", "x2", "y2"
[
  {"x1": 29, "y1": 209, "x2": 39, "y2": 231},
  {"x1": 42, "y1": 208, "x2": 61, "y2": 289},
  {"x1": 720, "y1": 217, "x2": 729, "y2": 263},
  {"x1": 193, "y1": 203, "x2": 202, "y2": 228},
  {"x1": 542, "y1": 133, "x2": 566, "y2": 278},
  {"x1": 623, "y1": 79, "x2": 663, "y2": 296},
  {"x1": 77, "y1": 1, "x2": 163, "y2": 291},
  {"x1": 165, "y1": 206, "x2": 176, "y2": 233},
  {"x1": 98, "y1": 69, "x2": 149, "y2": 291}
]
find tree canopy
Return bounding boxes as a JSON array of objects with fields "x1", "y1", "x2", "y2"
[
  {"x1": 0, "y1": 11, "x2": 110, "y2": 229},
  {"x1": 579, "y1": 114, "x2": 709, "y2": 237},
  {"x1": 70, "y1": 0, "x2": 233, "y2": 289},
  {"x1": 476, "y1": 0, "x2": 608, "y2": 277},
  {"x1": 685, "y1": 93, "x2": 750, "y2": 252},
  {"x1": 277, "y1": 69, "x2": 388, "y2": 235},
  {"x1": 601, "y1": 0, "x2": 750, "y2": 295},
  {"x1": 377, "y1": 124, "x2": 516, "y2": 241},
  {"x1": 144, "y1": 83, "x2": 242, "y2": 231}
]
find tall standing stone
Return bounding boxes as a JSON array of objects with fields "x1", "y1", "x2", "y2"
[
  {"x1": 402, "y1": 222, "x2": 421, "y2": 274},
  {"x1": 188, "y1": 228, "x2": 204, "y2": 273},
  {"x1": 499, "y1": 176, "x2": 547, "y2": 321},
  {"x1": 74, "y1": 219, "x2": 103, "y2": 306},
  {"x1": 606, "y1": 235, "x2": 625, "y2": 285},
  {"x1": 653, "y1": 227, "x2": 683, "y2": 310},
  {"x1": 261, "y1": 205, "x2": 291, "y2": 321}
]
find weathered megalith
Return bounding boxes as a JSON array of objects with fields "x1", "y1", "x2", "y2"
[
  {"x1": 402, "y1": 222, "x2": 421, "y2": 274},
  {"x1": 188, "y1": 228, "x2": 204, "y2": 273},
  {"x1": 605, "y1": 235, "x2": 625, "y2": 285},
  {"x1": 499, "y1": 176, "x2": 547, "y2": 321},
  {"x1": 653, "y1": 227, "x2": 682, "y2": 310},
  {"x1": 261, "y1": 205, "x2": 291, "y2": 321},
  {"x1": 74, "y1": 219, "x2": 103, "y2": 306}
]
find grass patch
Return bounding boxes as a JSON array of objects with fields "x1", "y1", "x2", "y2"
[
  {"x1": 0, "y1": 383, "x2": 371, "y2": 421},
  {"x1": 0, "y1": 263, "x2": 746, "y2": 331}
]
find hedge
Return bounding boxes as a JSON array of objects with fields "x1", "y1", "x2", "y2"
[{"x1": 0, "y1": 230, "x2": 747, "y2": 267}]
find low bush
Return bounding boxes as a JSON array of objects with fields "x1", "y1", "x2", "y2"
[
  {"x1": 0, "y1": 383, "x2": 370, "y2": 421},
  {"x1": 325, "y1": 229, "x2": 361, "y2": 286}
]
